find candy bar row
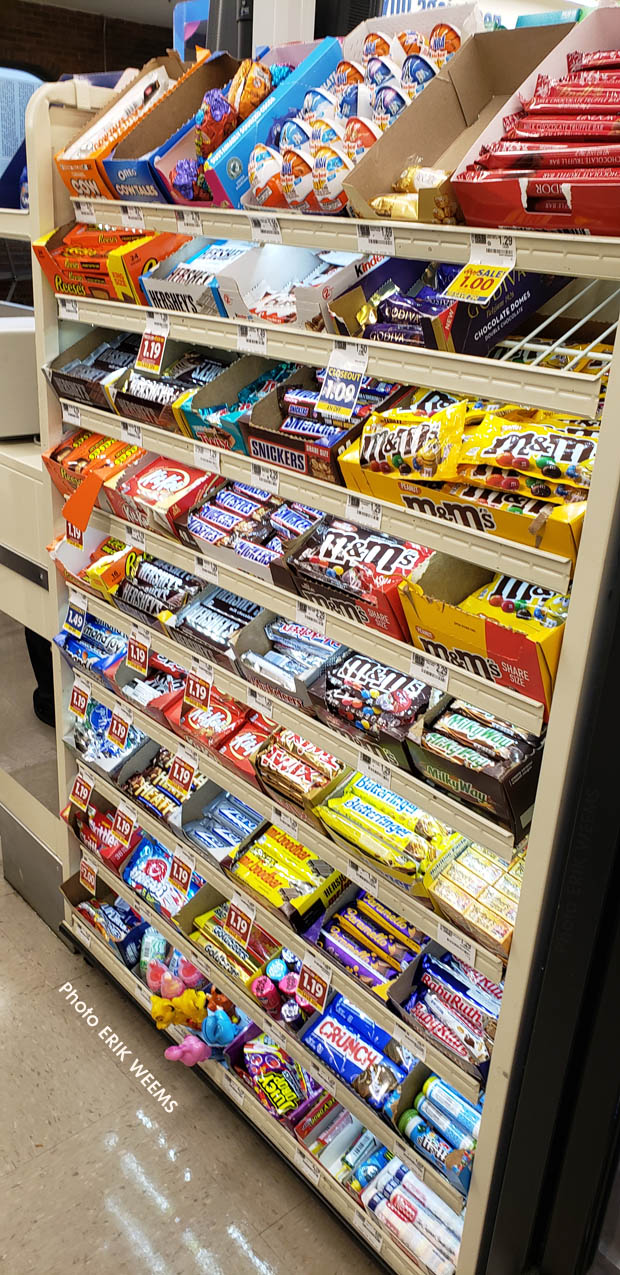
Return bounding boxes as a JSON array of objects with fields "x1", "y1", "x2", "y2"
[
  {"x1": 63, "y1": 776, "x2": 488, "y2": 1203},
  {"x1": 61, "y1": 629, "x2": 524, "y2": 969},
  {"x1": 65, "y1": 889, "x2": 467, "y2": 1274}
]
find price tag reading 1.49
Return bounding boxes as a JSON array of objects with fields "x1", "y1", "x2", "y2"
[
  {"x1": 64, "y1": 592, "x2": 87, "y2": 638},
  {"x1": 298, "y1": 951, "x2": 332, "y2": 1014}
]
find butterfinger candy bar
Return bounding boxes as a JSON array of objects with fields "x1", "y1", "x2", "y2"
[
  {"x1": 432, "y1": 710, "x2": 527, "y2": 765},
  {"x1": 346, "y1": 773, "x2": 445, "y2": 841},
  {"x1": 479, "y1": 138, "x2": 620, "y2": 168},
  {"x1": 318, "y1": 802, "x2": 426, "y2": 881},
  {"x1": 503, "y1": 111, "x2": 620, "y2": 140},
  {"x1": 277, "y1": 729, "x2": 342, "y2": 780},
  {"x1": 330, "y1": 795, "x2": 431, "y2": 860}
]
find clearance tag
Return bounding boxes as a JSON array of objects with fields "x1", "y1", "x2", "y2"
[
  {"x1": 442, "y1": 233, "x2": 516, "y2": 307},
  {"x1": 317, "y1": 341, "x2": 369, "y2": 421},
  {"x1": 135, "y1": 312, "x2": 170, "y2": 374}
]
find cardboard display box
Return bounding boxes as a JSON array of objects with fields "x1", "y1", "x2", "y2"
[
  {"x1": 47, "y1": 529, "x2": 129, "y2": 600},
  {"x1": 452, "y1": 10, "x2": 620, "y2": 234},
  {"x1": 173, "y1": 354, "x2": 288, "y2": 451},
  {"x1": 407, "y1": 696, "x2": 542, "y2": 842},
  {"x1": 328, "y1": 253, "x2": 567, "y2": 358},
  {"x1": 105, "y1": 343, "x2": 232, "y2": 434},
  {"x1": 154, "y1": 39, "x2": 342, "y2": 208},
  {"x1": 61, "y1": 869, "x2": 149, "y2": 966},
  {"x1": 44, "y1": 329, "x2": 130, "y2": 413},
  {"x1": 140, "y1": 237, "x2": 255, "y2": 315},
  {"x1": 344, "y1": 24, "x2": 572, "y2": 223},
  {"x1": 387, "y1": 938, "x2": 490, "y2": 1082},
  {"x1": 102, "y1": 52, "x2": 240, "y2": 203},
  {"x1": 55, "y1": 54, "x2": 187, "y2": 200},
  {"x1": 216, "y1": 244, "x2": 374, "y2": 332},
  {"x1": 64, "y1": 724, "x2": 158, "y2": 785},
  {"x1": 222, "y1": 819, "x2": 349, "y2": 935},
  {"x1": 338, "y1": 439, "x2": 586, "y2": 572},
  {"x1": 104, "y1": 649, "x2": 186, "y2": 729},
  {"x1": 230, "y1": 607, "x2": 344, "y2": 713},
  {"x1": 240, "y1": 366, "x2": 365, "y2": 486},
  {"x1": 398, "y1": 554, "x2": 564, "y2": 716},
  {"x1": 33, "y1": 222, "x2": 188, "y2": 305}
]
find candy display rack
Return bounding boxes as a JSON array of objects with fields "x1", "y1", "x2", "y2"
[{"x1": 27, "y1": 73, "x2": 620, "y2": 1275}]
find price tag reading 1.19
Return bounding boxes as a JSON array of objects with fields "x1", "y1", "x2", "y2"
[
  {"x1": 135, "y1": 312, "x2": 170, "y2": 375},
  {"x1": 65, "y1": 520, "x2": 83, "y2": 550},
  {"x1": 126, "y1": 628, "x2": 150, "y2": 676},
  {"x1": 70, "y1": 770, "x2": 94, "y2": 813},
  {"x1": 170, "y1": 845, "x2": 196, "y2": 895},
  {"x1": 168, "y1": 748, "x2": 199, "y2": 799},
  {"x1": 112, "y1": 801, "x2": 136, "y2": 848},
  {"x1": 69, "y1": 676, "x2": 90, "y2": 720},
  {"x1": 298, "y1": 951, "x2": 332, "y2": 1014},
  {"x1": 105, "y1": 701, "x2": 133, "y2": 751},
  {"x1": 183, "y1": 663, "x2": 213, "y2": 713},
  {"x1": 225, "y1": 892, "x2": 256, "y2": 949}
]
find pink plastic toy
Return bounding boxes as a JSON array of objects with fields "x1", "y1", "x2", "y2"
[
  {"x1": 160, "y1": 969, "x2": 185, "y2": 999},
  {"x1": 164, "y1": 1036, "x2": 211, "y2": 1067}
]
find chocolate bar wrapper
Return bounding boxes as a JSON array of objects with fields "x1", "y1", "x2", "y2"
[
  {"x1": 479, "y1": 138, "x2": 620, "y2": 169},
  {"x1": 355, "y1": 891, "x2": 427, "y2": 952},
  {"x1": 338, "y1": 905, "x2": 416, "y2": 972},
  {"x1": 346, "y1": 772, "x2": 446, "y2": 841},
  {"x1": 321, "y1": 921, "x2": 396, "y2": 988},
  {"x1": 503, "y1": 110, "x2": 620, "y2": 141},
  {"x1": 431, "y1": 710, "x2": 527, "y2": 765},
  {"x1": 330, "y1": 993, "x2": 417, "y2": 1071},
  {"x1": 301, "y1": 1006, "x2": 406, "y2": 1108}
]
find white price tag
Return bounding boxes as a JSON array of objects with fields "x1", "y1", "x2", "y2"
[
  {"x1": 436, "y1": 921, "x2": 476, "y2": 966},
  {"x1": 346, "y1": 858, "x2": 380, "y2": 896},
  {"x1": 471, "y1": 231, "x2": 516, "y2": 267},
  {"x1": 356, "y1": 222, "x2": 395, "y2": 256},
  {"x1": 73, "y1": 919, "x2": 92, "y2": 949},
  {"x1": 249, "y1": 214, "x2": 282, "y2": 245},
  {"x1": 237, "y1": 324, "x2": 268, "y2": 356},
  {"x1": 123, "y1": 522, "x2": 146, "y2": 552},
  {"x1": 64, "y1": 589, "x2": 87, "y2": 638},
  {"x1": 312, "y1": 1059, "x2": 337, "y2": 1097},
  {"x1": 246, "y1": 685, "x2": 273, "y2": 715},
  {"x1": 134, "y1": 980, "x2": 152, "y2": 1008},
  {"x1": 272, "y1": 804, "x2": 299, "y2": 841},
  {"x1": 332, "y1": 339, "x2": 368, "y2": 375},
  {"x1": 294, "y1": 1146, "x2": 321, "y2": 1187},
  {"x1": 249, "y1": 462, "x2": 279, "y2": 496},
  {"x1": 266, "y1": 1019, "x2": 288, "y2": 1051},
  {"x1": 193, "y1": 442, "x2": 221, "y2": 474},
  {"x1": 296, "y1": 601, "x2": 325, "y2": 636},
  {"x1": 352, "y1": 1211, "x2": 384, "y2": 1254},
  {"x1": 392, "y1": 1020, "x2": 427, "y2": 1064},
  {"x1": 120, "y1": 203, "x2": 146, "y2": 231},
  {"x1": 194, "y1": 555, "x2": 219, "y2": 586},
  {"x1": 175, "y1": 207, "x2": 201, "y2": 232},
  {"x1": 120, "y1": 420, "x2": 143, "y2": 447},
  {"x1": 357, "y1": 748, "x2": 392, "y2": 786},
  {"x1": 409, "y1": 650, "x2": 449, "y2": 693},
  {"x1": 345, "y1": 494, "x2": 382, "y2": 531},
  {"x1": 74, "y1": 199, "x2": 96, "y2": 224},
  {"x1": 58, "y1": 297, "x2": 78, "y2": 320},
  {"x1": 62, "y1": 400, "x2": 81, "y2": 429},
  {"x1": 221, "y1": 1069, "x2": 245, "y2": 1107}
]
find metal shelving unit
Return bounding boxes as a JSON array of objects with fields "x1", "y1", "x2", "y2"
[{"x1": 27, "y1": 75, "x2": 620, "y2": 1275}]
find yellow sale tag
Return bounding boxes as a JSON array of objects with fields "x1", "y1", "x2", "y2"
[{"x1": 442, "y1": 261, "x2": 512, "y2": 307}]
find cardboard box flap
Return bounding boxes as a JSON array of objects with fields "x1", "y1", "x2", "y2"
[
  {"x1": 58, "y1": 53, "x2": 187, "y2": 162},
  {"x1": 110, "y1": 52, "x2": 240, "y2": 160},
  {"x1": 405, "y1": 554, "x2": 490, "y2": 610}
]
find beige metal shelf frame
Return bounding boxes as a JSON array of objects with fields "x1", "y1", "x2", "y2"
[
  {"x1": 28, "y1": 74, "x2": 620, "y2": 1275},
  {"x1": 71, "y1": 193, "x2": 620, "y2": 283}
]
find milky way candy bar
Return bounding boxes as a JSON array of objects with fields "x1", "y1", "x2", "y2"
[{"x1": 431, "y1": 710, "x2": 527, "y2": 765}]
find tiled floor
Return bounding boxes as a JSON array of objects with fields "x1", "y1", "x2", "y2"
[{"x1": 0, "y1": 873, "x2": 383, "y2": 1275}]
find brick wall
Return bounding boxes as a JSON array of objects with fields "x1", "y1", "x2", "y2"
[{"x1": 1, "y1": 1, "x2": 168, "y2": 80}]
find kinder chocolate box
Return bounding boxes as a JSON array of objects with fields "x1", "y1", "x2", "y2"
[
  {"x1": 154, "y1": 39, "x2": 342, "y2": 208},
  {"x1": 398, "y1": 554, "x2": 565, "y2": 715},
  {"x1": 55, "y1": 55, "x2": 186, "y2": 200},
  {"x1": 102, "y1": 53, "x2": 240, "y2": 202},
  {"x1": 344, "y1": 24, "x2": 572, "y2": 223},
  {"x1": 452, "y1": 9, "x2": 620, "y2": 234}
]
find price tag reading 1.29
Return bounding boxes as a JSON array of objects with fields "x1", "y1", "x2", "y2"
[
  {"x1": 135, "y1": 312, "x2": 170, "y2": 375},
  {"x1": 298, "y1": 951, "x2": 332, "y2": 1014}
]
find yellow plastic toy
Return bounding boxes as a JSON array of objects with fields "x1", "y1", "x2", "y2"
[{"x1": 150, "y1": 988, "x2": 208, "y2": 1031}]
